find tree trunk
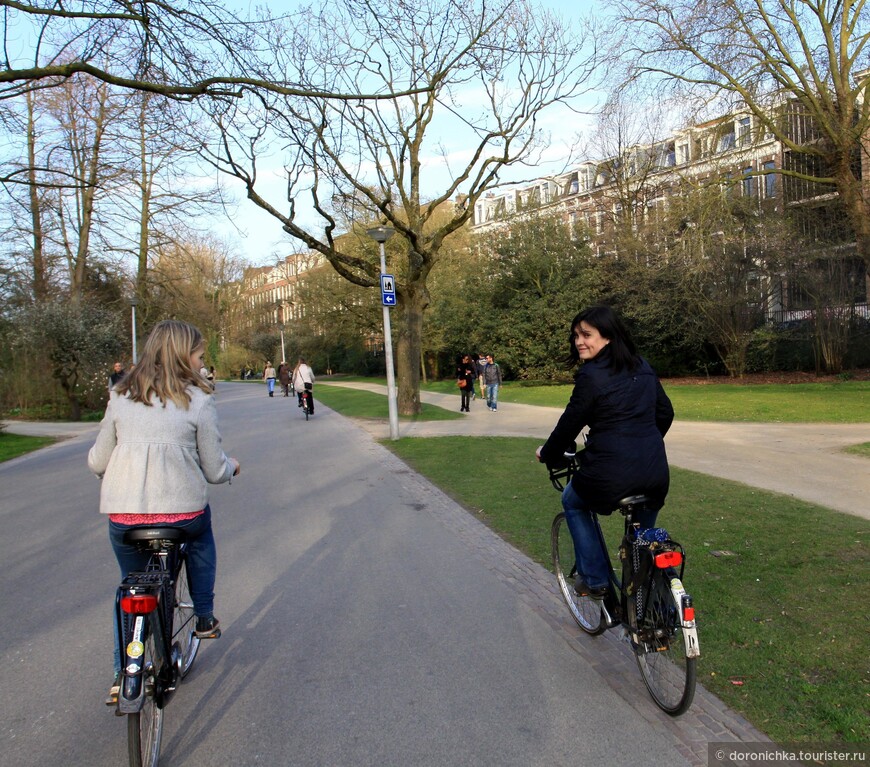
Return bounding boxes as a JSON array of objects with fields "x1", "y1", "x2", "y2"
[
  {"x1": 394, "y1": 283, "x2": 428, "y2": 416},
  {"x1": 834, "y1": 154, "x2": 870, "y2": 270},
  {"x1": 26, "y1": 92, "x2": 49, "y2": 303}
]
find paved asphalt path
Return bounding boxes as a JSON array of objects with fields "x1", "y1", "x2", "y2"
[{"x1": 5, "y1": 379, "x2": 843, "y2": 766}]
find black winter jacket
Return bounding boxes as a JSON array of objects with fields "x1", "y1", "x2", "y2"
[{"x1": 539, "y1": 351, "x2": 674, "y2": 513}]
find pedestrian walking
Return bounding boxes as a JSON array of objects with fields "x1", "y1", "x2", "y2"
[
  {"x1": 277, "y1": 361, "x2": 291, "y2": 397},
  {"x1": 264, "y1": 361, "x2": 277, "y2": 397},
  {"x1": 108, "y1": 362, "x2": 126, "y2": 393},
  {"x1": 483, "y1": 354, "x2": 502, "y2": 411},
  {"x1": 456, "y1": 354, "x2": 476, "y2": 412}
]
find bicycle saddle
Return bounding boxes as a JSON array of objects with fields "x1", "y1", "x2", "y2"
[
  {"x1": 616, "y1": 495, "x2": 650, "y2": 510},
  {"x1": 122, "y1": 527, "x2": 189, "y2": 544}
]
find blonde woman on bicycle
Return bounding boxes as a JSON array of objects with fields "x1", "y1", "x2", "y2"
[{"x1": 88, "y1": 320, "x2": 240, "y2": 702}]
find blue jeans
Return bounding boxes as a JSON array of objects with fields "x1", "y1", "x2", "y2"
[
  {"x1": 561, "y1": 482, "x2": 657, "y2": 590},
  {"x1": 109, "y1": 507, "x2": 217, "y2": 672},
  {"x1": 486, "y1": 383, "x2": 499, "y2": 410},
  {"x1": 267, "y1": 378, "x2": 275, "y2": 394}
]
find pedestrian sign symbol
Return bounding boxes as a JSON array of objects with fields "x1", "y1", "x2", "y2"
[{"x1": 381, "y1": 274, "x2": 396, "y2": 306}]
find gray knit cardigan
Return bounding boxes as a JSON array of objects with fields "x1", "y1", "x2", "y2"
[{"x1": 88, "y1": 386, "x2": 235, "y2": 515}]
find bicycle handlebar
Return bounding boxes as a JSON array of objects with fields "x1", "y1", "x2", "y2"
[{"x1": 547, "y1": 451, "x2": 577, "y2": 491}]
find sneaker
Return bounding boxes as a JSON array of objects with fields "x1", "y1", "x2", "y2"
[
  {"x1": 105, "y1": 672, "x2": 122, "y2": 706},
  {"x1": 574, "y1": 577, "x2": 608, "y2": 600},
  {"x1": 195, "y1": 615, "x2": 222, "y2": 639}
]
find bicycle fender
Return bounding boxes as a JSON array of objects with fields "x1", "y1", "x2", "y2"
[
  {"x1": 670, "y1": 578, "x2": 701, "y2": 658},
  {"x1": 118, "y1": 616, "x2": 146, "y2": 713}
]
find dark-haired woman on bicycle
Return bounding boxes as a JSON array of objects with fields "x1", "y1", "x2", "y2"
[
  {"x1": 88, "y1": 319, "x2": 240, "y2": 703},
  {"x1": 536, "y1": 305, "x2": 674, "y2": 599}
]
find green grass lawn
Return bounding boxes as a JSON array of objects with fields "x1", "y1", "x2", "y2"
[
  {"x1": 387, "y1": 435, "x2": 869, "y2": 746},
  {"x1": 844, "y1": 442, "x2": 870, "y2": 458},
  {"x1": 316, "y1": 383, "x2": 463, "y2": 421},
  {"x1": 332, "y1": 375, "x2": 870, "y2": 422},
  {"x1": 0, "y1": 432, "x2": 55, "y2": 462},
  {"x1": 464, "y1": 379, "x2": 869, "y2": 423},
  {"x1": 332, "y1": 375, "x2": 869, "y2": 421}
]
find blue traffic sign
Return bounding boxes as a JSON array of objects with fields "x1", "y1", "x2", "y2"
[{"x1": 381, "y1": 274, "x2": 396, "y2": 306}]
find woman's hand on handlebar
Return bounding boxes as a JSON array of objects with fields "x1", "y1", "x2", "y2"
[
  {"x1": 535, "y1": 446, "x2": 544, "y2": 462},
  {"x1": 230, "y1": 458, "x2": 241, "y2": 476}
]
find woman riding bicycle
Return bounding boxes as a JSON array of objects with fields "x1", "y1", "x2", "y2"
[
  {"x1": 88, "y1": 319, "x2": 240, "y2": 702},
  {"x1": 536, "y1": 306, "x2": 674, "y2": 599},
  {"x1": 292, "y1": 356, "x2": 315, "y2": 413}
]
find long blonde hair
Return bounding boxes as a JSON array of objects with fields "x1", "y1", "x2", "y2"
[{"x1": 116, "y1": 320, "x2": 212, "y2": 407}]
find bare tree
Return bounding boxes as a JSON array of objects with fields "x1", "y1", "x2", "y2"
[
  {"x1": 105, "y1": 89, "x2": 229, "y2": 314},
  {"x1": 615, "y1": 0, "x2": 870, "y2": 267},
  {"x1": 207, "y1": 0, "x2": 601, "y2": 414},
  {"x1": 148, "y1": 235, "x2": 246, "y2": 343},
  {"x1": 0, "y1": 0, "x2": 436, "y2": 102},
  {"x1": 41, "y1": 71, "x2": 124, "y2": 301}
]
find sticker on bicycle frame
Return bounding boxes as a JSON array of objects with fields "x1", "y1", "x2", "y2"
[
  {"x1": 126, "y1": 663, "x2": 139, "y2": 674},
  {"x1": 127, "y1": 640, "x2": 144, "y2": 658}
]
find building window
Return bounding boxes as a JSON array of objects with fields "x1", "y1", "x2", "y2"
[
  {"x1": 738, "y1": 117, "x2": 751, "y2": 146},
  {"x1": 763, "y1": 161, "x2": 776, "y2": 198},
  {"x1": 719, "y1": 131, "x2": 736, "y2": 152},
  {"x1": 676, "y1": 143, "x2": 688, "y2": 164},
  {"x1": 742, "y1": 166, "x2": 755, "y2": 197}
]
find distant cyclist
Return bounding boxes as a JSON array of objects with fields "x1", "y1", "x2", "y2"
[
  {"x1": 292, "y1": 357, "x2": 316, "y2": 413},
  {"x1": 88, "y1": 320, "x2": 240, "y2": 703},
  {"x1": 536, "y1": 305, "x2": 673, "y2": 599}
]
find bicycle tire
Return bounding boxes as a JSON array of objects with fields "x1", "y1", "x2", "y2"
[
  {"x1": 172, "y1": 557, "x2": 200, "y2": 678},
  {"x1": 127, "y1": 631, "x2": 164, "y2": 767},
  {"x1": 633, "y1": 569, "x2": 697, "y2": 715},
  {"x1": 551, "y1": 512, "x2": 605, "y2": 635}
]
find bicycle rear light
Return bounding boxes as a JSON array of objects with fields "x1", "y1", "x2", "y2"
[
  {"x1": 682, "y1": 595, "x2": 695, "y2": 622},
  {"x1": 121, "y1": 594, "x2": 158, "y2": 614},
  {"x1": 654, "y1": 550, "x2": 683, "y2": 569}
]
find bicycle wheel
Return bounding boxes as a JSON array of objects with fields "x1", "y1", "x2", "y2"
[
  {"x1": 172, "y1": 557, "x2": 200, "y2": 678},
  {"x1": 633, "y1": 570, "x2": 697, "y2": 715},
  {"x1": 127, "y1": 631, "x2": 164, "y2": 767},
  {"x1": 551, "y1": 512, "x2": 605, "y2": 635}
]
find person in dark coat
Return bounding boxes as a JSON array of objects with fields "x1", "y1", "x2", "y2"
[
  {"x1": 456, "y1": 353, "x2": 476, "y2": 412},
  {"x1": 537, "y1": 305, "x2": 674, "y2": 598}
]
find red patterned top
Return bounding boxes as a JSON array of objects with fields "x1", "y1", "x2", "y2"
[{"x1": 109, "y1": 510, "x2": 203, "y2": 525}]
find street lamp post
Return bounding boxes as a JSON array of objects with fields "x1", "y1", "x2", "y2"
[
  {"x1": 366, "y1": 226, "x2": 399, "y2": 440},
  {"x1": 278, "y1": 322, "x2": 286, "y2": 364},
  {"x1": 129, "y1": 296, "x2": 139, "y2": 364}
]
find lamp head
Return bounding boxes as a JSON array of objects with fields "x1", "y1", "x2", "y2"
[{"x1": 366, "y1": 226, "x2": 395, "y2": 244}]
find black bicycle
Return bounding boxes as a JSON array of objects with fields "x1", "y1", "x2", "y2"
[
  {"x1": 113, "y1": 528, "x2": 202, "y2": 767},
  {"x1": 548, "y1": 455, "x2": 699, "y2": 715}
]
